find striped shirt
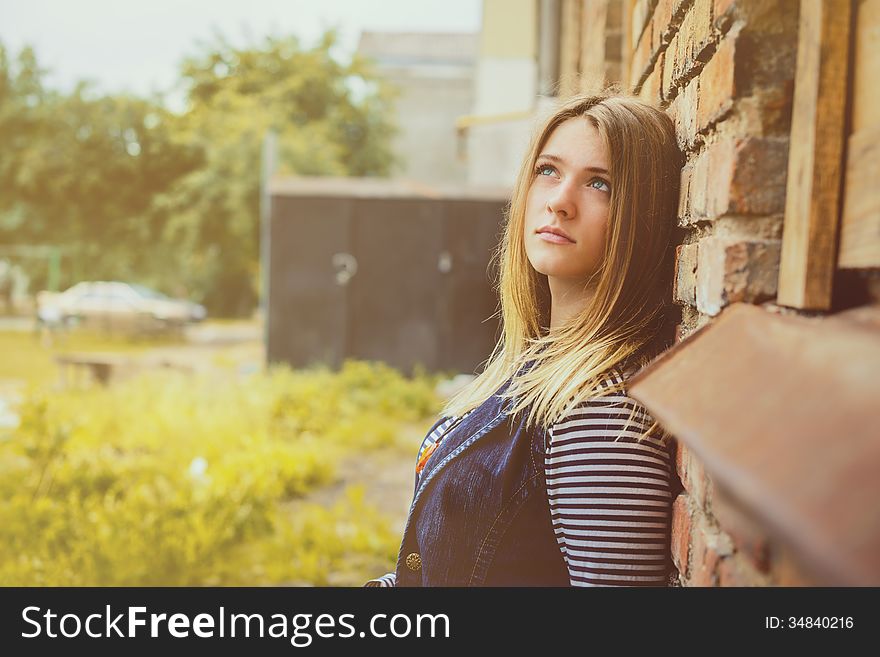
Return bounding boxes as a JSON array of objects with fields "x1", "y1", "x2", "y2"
[
  {"x1": 365, "y1": 367, "x2": 675, "y2": 587},
  {"x1": 546, "y1": 367, "x2": 674, "y2": 586}
]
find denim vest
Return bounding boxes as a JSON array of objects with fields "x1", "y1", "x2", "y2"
[{"x1": 394, "y1": 375, "x2": 570, "y2": 586}]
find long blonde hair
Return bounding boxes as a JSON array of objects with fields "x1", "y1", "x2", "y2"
[{"x1": 443, "y1": 89, "x2": 683, "y2": 438}]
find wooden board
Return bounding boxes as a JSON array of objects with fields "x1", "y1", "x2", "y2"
[
  {"x1": 777, "y1": 0, "x2": 852, "y2": 309},
  {"x1": 838, "y1": 0, "x2": 880, "y2": 268}
]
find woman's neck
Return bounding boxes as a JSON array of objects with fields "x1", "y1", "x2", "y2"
[{"x1": 547, "y1": 277, "x2": 596, "y2": 332}]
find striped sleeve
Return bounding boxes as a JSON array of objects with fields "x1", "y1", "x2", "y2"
[
  {"x1": 364, "y1": 572, "x2": 397, "y2": 587},
  {"x1": 416, "y1": 416, "x2": 459, "y2": 466},
  {"x1": 546, "y1": 377, "x2": 674, "y2": 587}
]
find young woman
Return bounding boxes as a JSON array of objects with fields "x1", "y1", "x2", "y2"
[{"x1": 367, "y1": 89, "x2": 683, "y2": 587}]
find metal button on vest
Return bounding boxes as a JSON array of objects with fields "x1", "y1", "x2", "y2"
[{"x1": 405, "y1": 552, "x2": 422, "y2": 572}]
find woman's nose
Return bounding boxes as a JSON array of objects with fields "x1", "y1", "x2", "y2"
[{"x1": 547, "y1": 181, "x2": 577, "y2": 219}]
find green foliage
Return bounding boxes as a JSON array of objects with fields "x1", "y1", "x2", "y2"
[
  {"x1": 0, "y1": 33, "x2": 397, "y2": 314},
  {"x1": 0, "y1": 361, "x2": 439, "y2": 585},
  {"x1": 0, "y1": 43, "x2": 203, "y2": 292}
]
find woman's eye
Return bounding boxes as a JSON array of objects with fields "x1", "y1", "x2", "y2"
[
  {"x1": 590, "y1": 178, "x2": 611, "y2": 193},
  {"x1": 535, "y1": 164, "x2": 556, "y2": 176}
]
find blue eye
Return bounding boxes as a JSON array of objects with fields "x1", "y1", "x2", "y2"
[
  {"x1": 535, "y1": 163, "x2": 556, "y2": 177},
  {"x1": 590, "y1": 178, "x2": 611, "y2": 193}
]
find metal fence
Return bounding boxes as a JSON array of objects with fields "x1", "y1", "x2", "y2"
[{"x1": 266, "y1": 177, "x2": 510, "y2": 374}]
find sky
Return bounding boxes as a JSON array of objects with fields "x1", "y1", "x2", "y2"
[{"x1": 0, "y1": 0, "x2": 482, "y2": 106}]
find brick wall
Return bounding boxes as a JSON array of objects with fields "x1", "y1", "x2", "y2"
[{"x1": 624, "y1": 0, "x2": 820, "y2": 586}]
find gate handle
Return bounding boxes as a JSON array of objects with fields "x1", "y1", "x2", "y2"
[
  {"x1": 332, "y1": 253, "x2": 358, "y2": 286},
  {"x1": 438, "y1": 250, "x2": 453, "y2": 273}
]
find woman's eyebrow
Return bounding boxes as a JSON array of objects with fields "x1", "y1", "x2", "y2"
[{"x1": 537, "y1": 153, "x2": 610, "y2": 175}]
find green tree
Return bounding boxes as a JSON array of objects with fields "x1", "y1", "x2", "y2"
[
  {"x1": 0, "y1": 32, "x2": 397, "y2": 315},
  {"x1": 0, "y1": 41, "x2": 201, "y2": 291},
  {"x1": 160, "y1": 31, "x2": 396, "y2": 315}
]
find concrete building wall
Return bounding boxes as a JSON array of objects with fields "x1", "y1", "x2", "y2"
[
  {"x1": 463, "y1": 0, "x2": 540, "y2": 187},
  {"x1": 358, "y1": 32, "x2": 477, "y2": 184}
]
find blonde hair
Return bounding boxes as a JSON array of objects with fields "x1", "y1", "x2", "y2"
[{"x1": 443, "y1": 89, "x2": 682, "y2": 442}]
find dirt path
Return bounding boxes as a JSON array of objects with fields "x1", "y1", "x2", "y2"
[
  {"x1": 283, "y1": 426, "x2": 424, "y2": 587},
  {"x1": 302, "y1": 442, "x2": 417, "y2": 537}
]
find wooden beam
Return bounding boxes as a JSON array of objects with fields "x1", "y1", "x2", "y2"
[
  {"x1": 838, "y1": 0, "x2": 880, "y2": 268},
  {"x1": 777, "y1": 0, "x2": 852, "y2": 310}
]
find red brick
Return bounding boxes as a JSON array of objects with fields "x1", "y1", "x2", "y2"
[
  {"x1": 728, "y1": 137, "x2": 789, "y2": 214},
  {"x1": 630, "y1": 16, "x2": 654, "y2": 87},
  {"x1": 674, "y1": 242, "x2": 699, "y2": 306},
  {"x1": 672, "y1": 0, "x2": 690, "y2": 17},
  {"x1": 670, "y1": 0, "x2": 715, "y2": 85},
  {"x1": 675, "y1": 442, "x2": 710, "y2": 509},
  {"x1": 704, "y1": 138, "x2": 735, "y2": 218},
  {"x1": 688, "y1": 452, "x2": 708, "y2": 509},
  {"x1": 689, "y1": 521, "x2": 719, "y2": 586},
  {"x1": 677, "y1": 160, "x2": 693, "y2": 218},
  {"x1": 690, "y1": 518, "x2": 733, "y2": 587},
  {"x1": 711, "y1": 487, "x2": 771, "y2": 573},
  {"x1": 668, "y1": 75, "x2": 699, "y2": 150},
  {"x1": 687, "y1": 149, "x2": 709, "y2": 221},
  {"x1": 639, "y1": 50, "x2": 663, "y2": 103},
  {"x1": 671, "y1": 1, "x2": 691, "y2": 81},
  {"x1": 675, "y1": 440, "x2": 688, "y2": 484},
  {"x1": 696, "y1": 236, "x2": 781, "y2": 316},
  {"x1": 671, "y1": 494, "x2": 691, "y2": 577},
  {"x1": 691, "y1": 0, "x2": 715, "y2": 63},
  {"x1": 652, "y1": 0, "x2": 675, "y2": 53},
  {"x1": 697, "y1": 29, "x2": 737, "y2": 131},
  {"x1": 671, "y1": 13, "x2": 688, "y2": 82},
  {"x1": 662, "y1": 31, "x2": 679, "y2": 98},
  {"x1": 703, "y1": 137, "x2": 788, "y2": 218}
]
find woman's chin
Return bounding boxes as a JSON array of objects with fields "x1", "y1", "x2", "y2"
[{"x1": 529, "y1": 260, "x2": 576, "y2": 280}]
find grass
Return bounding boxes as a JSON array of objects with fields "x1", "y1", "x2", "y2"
[{"x1": 0, "y1": 361, "x2": 442, "y2": 585}]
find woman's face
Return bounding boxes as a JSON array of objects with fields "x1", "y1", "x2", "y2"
[{"x1": 523, "y1": 117, "x2": 611, "y2": 287}]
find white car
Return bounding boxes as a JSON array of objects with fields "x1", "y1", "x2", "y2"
[{"x1": 36, "y1": 281, "x2": 206, "y2": 333}]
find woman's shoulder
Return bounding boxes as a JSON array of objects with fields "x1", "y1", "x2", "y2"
[
  {"x1": 549, "y1": 364, "x2": 670, "y2": 452},
  {"x1": 562, "y1": 362, "x2": 645, "y2": 412}
]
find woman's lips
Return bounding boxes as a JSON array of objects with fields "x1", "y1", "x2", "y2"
[{"x1": 537, "y1": 231, "x2": 575, "y2": 244}]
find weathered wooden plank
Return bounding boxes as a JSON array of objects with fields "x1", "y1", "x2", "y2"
[
  {"x1": 628, "y1": 302, "x2": 880, "y2": 586},
  {"x1": 838, "y1": 0, "x2": 880, "y2": 268},
  {"x1": 839, "y1": 127, "x2": 880, "y2": 267},
  {"x1": 851, "y1": 0, "x2": 880, "y2": 133},
  {"x1": 777, "y1": 0, "x2": 852, "y2": 309}
]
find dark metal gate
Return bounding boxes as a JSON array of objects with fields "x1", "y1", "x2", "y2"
[{"x1": 266, "y1": 177, "x2": 509, "y2": 374}]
